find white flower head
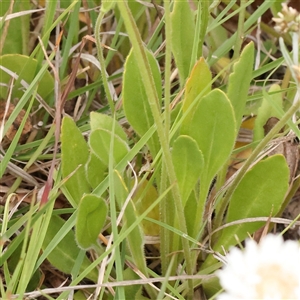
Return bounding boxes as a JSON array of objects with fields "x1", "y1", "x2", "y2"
[
  {"x1": 216, "y1": 234, "x2": 300, "y2": 300},
  {"x1": 272, "y1": 3, "x2": 300, "y2": 34}
]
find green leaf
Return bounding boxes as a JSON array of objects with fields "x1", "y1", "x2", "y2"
[
  {"x1": 227, "y1": 42, "x2": 254, "y2": 130},
  {"x1": 42, "y1": 215, "x2": 98, "y2": 282},
  {"x1": 172, "y1": 135, "x2": 204, "y2": 205},
  {"x1": 90, "y1": 111, "x2": 127, "y2": 142},
  {"x1": 226, "y1": 155, "x2": 288, "y2": 233},
  {"x1": 76, "y1": 194, "x2": 108, "y2": 250},
  {"x1": 89, "y1": 129, "x2": 129, "y2": 166},
  {"x1": 183, "y1": 89, "x2": 236, "y2": 183},
  {"x1": 61, "y1": 116, "x2": 91, "y2": 207},
  {"x1": 254, "y1": 84, "x2": 283, "y2": 141},
  {"x1": 123, "y1": 48, "x2": 162, "y2": 156},
  {"x1": 123, "y1": 268, "x2": 142, "y2": 300},
  {"x1": 0, "y1": 1, "x2": 30, "y2": 55},
  {"x1": 182, "y1": 57, "x2": 212, "y2": 114},
  {"x1": 85, "y1": 153, "x2": 107, "y2": 189},
  {"x1": 204, "y1": 155, "x2": 289, "y2": 268},
  {"x1": 0, "y1": 54, "x2": 54, "y2": 100},
  {"x1": 171, "y1": 0, "x2": 195, "y2": 85},
  {"x1": 184, "y1": 192, "x2": 198, "y2": 237}
]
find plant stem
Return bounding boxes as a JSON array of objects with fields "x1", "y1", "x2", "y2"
[
  {"x1": 117, "y1": 1, "x2": 194, "y2": 298},
  {"x1": 160, "y1": 0, "x2": 173, "y2": 277},
  {"x1": 232, "y1": 0, "x2": 246, "y2": 61},
  {"x1": 95, "y1": 11, "x2": 115, "y2": 115}
]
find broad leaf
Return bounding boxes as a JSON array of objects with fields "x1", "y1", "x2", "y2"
[
  {"x1": 204, "y1": 155, "x2": 289, "y2": 268},
  {"x1": 182, "y1": 57, "x2": 212, "y2": 114},
  {"x1": 172, "y1": 135, "x2": 203, "y2": 205},
  {"x1": 184, "y1": 192, "x2": 198, "y2": 237},
  {"x1": 42, "y1": 215, "x2": 98, "y2": 282},
  {"x1": 170, "y1": 0, "x2": 195, "y2": 85},
  {"x1": 0, "y1": 1, "x2": 30, "y2": 55},
  {"x1": 181, "y1": 57, "x2": 212, "y2": 132},
  {"x1": 0, "y1": 54, "x2": 54, "y2": 100},
  {"x1": 225, "y1": 155, "x2": 289, "y2": 237},
  {"x1": 76, "y1": 194, "x2": 108, "y2": 250},
  {"x1": 227, "y1": 42, "x2": 254, "y2": 130},
  {"x1": 85, "y1": 153, "x2": 107, "y2": 189},
  {"x1": 61, "y1": 116, "x2": 91, "y2": 207},
  {"x1": 90, "y1": 111, "x2": 127, "y2": 142},
  {"x1": 182, "y1": 89, "x2": 236, "y2": 183},
  {"x1": 123, "y1": 48, "x2": 162, "y2": 157},
  {"x1": 89, "y1": 129, "x2": 129, "y2": 166}
]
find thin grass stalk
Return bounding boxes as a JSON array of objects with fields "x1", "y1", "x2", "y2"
[
  {"x1": 192, "y1": 0, "x2": 208, "y2": 65},
  {"x1": 232, "y1": 0, "x2": 246, "y2": 61},
  {"x1": 209, "y1": 0, "x2": 275, "y2": 66},
  {"x1": 59, "y1": 1, "x2": 81, "y2": 77},
  {"x1": 0, "y1": 0, "x2": 14, "y2": 55},
  {"x1": 116, "y1": 1, "x2": 194, "y2": 298},
  {"x1": 107, "y1": 117, "x2": 125, "y2": 299},
  {"x1": 95, "y1": 10, "x2": 115, "y2": 114},
  {"x1": 159, "y1": 0, "x2": 174, "y2": 277}
]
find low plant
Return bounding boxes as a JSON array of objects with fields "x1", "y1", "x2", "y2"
[{"x1": 0, "y1": 1, "x2": 299, "y2": 299}]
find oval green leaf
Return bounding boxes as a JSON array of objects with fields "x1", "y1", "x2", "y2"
[
  {"x1": 170, "y1": 0, "x2": 195, "y2": 85},
  {"x1": 0, "y1": 54, "x2": 54, "y2": 100},
  {"x1": 227, "y1": 42, "x2": 254, "y2": 130},
  {"x1": 183, "y1": 89, "x2": 236, "y2": 183},
  {"x1": 61, "y1": 116, "x2": 91, "y2": 207},
  {"x1": 42, "y1": 215, "x2": 98, "y2": 282},
  {"x1": 182, "y1": 57, "x2": 212, "y2": 114},
  {"x1": 85, "y1": 153, "x2": 107, "y2": 189},
  {"x1": 76, "y1": 194, "x2": 108, "y2": 250},
  {"x1": 204, "y1": 155, "x2": 289, "y2": 268},
  {"x1": 90, "y1": 111, "x2": 127, "y2": 142},
  {"x1": 172, "y1": 135, "x2": 204, "y2": 205},
  {"x1": 123, "y1": 48, "x2": 162, "y2": 156},
  {"x1": 89, "y1": 129, "x2": 129, "y2": 166}
]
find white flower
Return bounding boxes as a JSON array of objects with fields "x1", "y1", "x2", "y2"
[
  {"x1": 272, "y1": 3, "x2": 300, "y2": 33},
  {"x1": 216, "y1": 234, "x2": 300, "y2": 300}
]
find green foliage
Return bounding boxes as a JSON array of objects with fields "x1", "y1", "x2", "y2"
[
  {"x1": 203, "y1": 154, "x2": 289, "y2": 268},
  {"x1": 182, "y1": 89, "x2": 236, "y2": 184},
  {"x1": 123, "y1": 48, "x2": 162, "y2": 156},
  {"x1": 90, "y1": 111, "x2": 127, "y2": 141},
  {"x1": 172, "y1": 135, "x2": 203, "y2": 205},
  {"x1": 76, "y1": 194, "x2": 108, "y2": 250},
  {"x1": 182, "y1": 57, "x2": 212, "y2": 113},
  {"x1": 227, "y1": 42, "x2": 254, "y2": 130},
  {"x1": 0, "y1": 1, "x2": 30, "y2": 55},
  {"x1": 61, "y1": 116, "x2": 91, "y2": 207},
  {"x1": 131, "y1": 179, "x2": 160, "y2": 237},
  {"x1": 42, "y1": 215, "x2": 98, "y2": 282},
  {"x1": 254, "y1": 84, "x2": 283, "y2": 141},
  {"x1": 1, "y1": 1, "x2": 298, "y2": 299},
  {"x1": 181, "y1": 57, "x2": 212, "y2": 132},
  {"x1": 170, "y1": 0, "x2": 195, "y2": 85},
  {"x1": 86, "y1": 153, "x2": 107, "y2": 189},
  {"x1": 113, "y1": 171, "x2": 153, "y2": 296},
  {"x1": 89, "y1": 129, "x2": 129, "y2": 166},
  {"x1": 0, "y1": 54, "x2": 54, "y2": 100}
]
